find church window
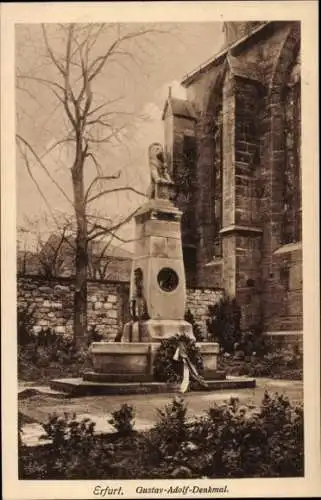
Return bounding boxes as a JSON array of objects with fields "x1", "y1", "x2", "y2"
[
  {"x1": 213, "y1": 105, "x2": 223, "y2": 257},
  {"x1": 282, "y1": 53, "x2": 301, "y2": 244},
  {"x1": 177, "y1": 134, "x2": 197, "y2": 245}
]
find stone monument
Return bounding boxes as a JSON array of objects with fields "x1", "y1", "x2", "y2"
[
  {"x1": 122, "y1": 142, "x2": 193, "y2": 342},
  {"x1": 50, "y1": 143, "x2": 255, "y2": 395}
]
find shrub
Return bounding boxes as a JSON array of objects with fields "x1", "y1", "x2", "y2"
[
  {"x1": 19, "y1": 392, "x2": 303, "y2": 479},
  {"x1": 218, "y1": 344, "x2": 303, "y2": 380},
  {"x1": 158, "y1": 392, "x2": 304, "y2": 478},
  {"x1": 41, "y1": 412, "x2": 96, "y2": 447},
  {"x1": 17, "y1": 303, "x2": 36, "y2": 346},
  {"x1": 184, "y1": 309, "x2": 204, "y2": 342},
  {"x1": 18, "y1": 327, "x2": 92, "y2": 382},
  {"x1": 153, "y1": 334, "x2": 203, "y2": 385},
  {"x1": 206, "y1": 296, "x2": 241, "y2": 353},
  {"x1": 19, "y1": 412, "x2": 115, "y2": 479},
  {"x1": 238, "y1": 324, "x2": 271, "y2": 357},
  {"x1": 148, "y1": 396, "x2": 188, "y2": 459},
  {"x1": 108, "y1": 404, "x2": 135, "y2": 435},
  {"x1": 87, "y1": 324, "x2": 103, "y2": 345}
]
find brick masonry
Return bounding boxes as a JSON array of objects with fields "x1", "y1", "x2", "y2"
[{"x1": 18, "y1": 276, "x2": 223, "y2": 341}]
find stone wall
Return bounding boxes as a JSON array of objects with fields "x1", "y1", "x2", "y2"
[
  {"x1": 186, "y1": 287, "x2": 224, "y2": 336},
  {"x1": 18, "y1": 276, "x2": 129, "y2": 340},
  {"x1": 18, "y1": 276, "x2": 223, "y2": 340}
]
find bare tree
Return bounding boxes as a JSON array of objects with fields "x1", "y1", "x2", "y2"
[
  {"x1": 17, "y1": 226, "x2": 31, "y2": 275},
  {"x1": 87, "y1": 236, "x2": 114, "y2": 281},
  {"x1": 37, "y1": 226, "x2": 71, "y2": 279},
  {"x1": 16, "y1": 23, "x2": 165, "y2": 345},
  {"x1": 18, "y1": 214, "x2": 74, "y2": 278}
]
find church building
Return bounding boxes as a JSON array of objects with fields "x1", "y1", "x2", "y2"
[{"x1": 162, "y1": 21, "x2": 302, "y2": 341}]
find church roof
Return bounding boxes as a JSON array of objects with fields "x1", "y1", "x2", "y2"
[
  {"x1": 162, "y1": 97, "x2": 197, "y2": 121},
  {"x1": 181, "y1": 21, "x2": 270, "y2": 87},
  {"x1": 226, "y1": 53, "x2": 264, "y2": 84}
]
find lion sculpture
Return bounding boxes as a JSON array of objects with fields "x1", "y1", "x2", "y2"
[{"x1": 148, "y1": 142, "x2": 173, "y2": 199}]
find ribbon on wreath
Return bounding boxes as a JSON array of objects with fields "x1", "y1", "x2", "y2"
[{"x1": 173, "y1": 340, "x2": 208, "y2": 393}]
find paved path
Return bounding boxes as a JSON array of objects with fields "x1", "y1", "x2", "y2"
[{"x1": 19, "y1": 378, "x2": 303, "y2": 447}]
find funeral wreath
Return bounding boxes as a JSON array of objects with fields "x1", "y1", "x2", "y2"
[{"x1": 153, "y1": 334, "x2": 204, "y2": 386}]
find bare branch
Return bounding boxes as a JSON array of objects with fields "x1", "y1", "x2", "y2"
[
  {"x1": 86, "y1": 118, "x2": 112, "y2": 128},
  {"x1": 16, "y1": 74, "x2": 65, "y2": 93},
  {"x1": 86, "y1": 213, "x2": 114, "y2": 235},
  {"x1": 85, "y1": 152, "x2": 104, "y2": 176},
  {"x1": 102, "y1": 231, "x2": 137, "y2": 245},
  {"x1": 86, "y1": 96, "x2": 124, "y2": 118},
  {"x1": 86, "y1": 124, "x2": 128, "y2": 144},
  {"x1": 87, "y1": 206, "x2": 142, "y2": 241},
  {"x1": 16, "y1": 134, "x2": 74, "y2": 207},
  {"x1": 41, "y1": 24, "x2": 66, "y2": 78},
  {"x1": 85, "y1": 172, "x2": 121, "y2": 201},
  {"x1": 87, "y1": 28, "x2": 161, "y2": 83},
  {"x1": 16, "y1": 82, "x2": 41, "y2": 106},
  {"x1": 17, "y1": 141, "x2": 54, "y2": 217},
  {"x1": 40, "y1": 25, "x2": 78, "y2": 130},
  {"x1": 87, "y1": 186, "x2": 146, "y2": 205},
  {"x1": 40, "y1": 134, "x2": 75, "y2": 160}
]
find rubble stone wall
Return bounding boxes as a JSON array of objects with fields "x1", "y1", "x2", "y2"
[{"x1": 18, "y1": 276, "x2": 223, "y2": 340}]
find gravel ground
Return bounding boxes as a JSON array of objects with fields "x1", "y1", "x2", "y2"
[{"x1": 19, "y1": 377, "x2": 303, "y2": 446}]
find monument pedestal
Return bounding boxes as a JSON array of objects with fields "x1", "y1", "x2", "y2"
[
  {"x1": 83, "y1": 341, "x2": 221, "y2": 383},
  {"x1": 50, "y1": 158, "x2": 256, "y2": 396},
  {"x1": 122, "y1": 319, "x2": 193, "y2": 342}
]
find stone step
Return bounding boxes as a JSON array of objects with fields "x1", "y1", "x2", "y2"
[{"x1": 50, "y1": 376, "x2": 256, "y2": 397}]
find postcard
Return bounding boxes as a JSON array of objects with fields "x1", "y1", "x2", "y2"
[{"x1": 1, "y1": 1, "x2": 320, "y2": 498}]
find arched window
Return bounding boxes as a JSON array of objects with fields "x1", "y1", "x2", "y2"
[
  {"x1": 200, "y1": 80, "x2": 223, "y2": 262},
  {"x1": 282, "y1": 53, "x2": 301, "y2": 244},
  {"x1": 213, "y1": 104, "x2": 223, "y2": 256}
]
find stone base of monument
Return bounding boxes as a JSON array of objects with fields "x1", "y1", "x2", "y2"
[
  {"x1": 50, "y1": 341, "x2": 256, "y2": 396},
  {"x1": 50, "y1": 376, "x2": 256, "y2": 397},
  {"x1": 122, "y1": 319, "x2": 194, "y2": 342}
]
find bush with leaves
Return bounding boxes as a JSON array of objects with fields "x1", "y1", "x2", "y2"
[
  {"x1": 218, "y1": 345, "x2": 303, "y2": 380},
  {"x1": 19, "y1": 392, "x2": 303, "y2": 479},
  {"x1": 146, "y1": 396, "x2": 188, "y2": 461},
  {"x1": 41, "y1": 412, "x2": 95, "y2": 448},
  {"x1": 153, "y1": 334, "x2": 203, "y2": 385},
  {"x1": 108, "y1": 404, "x2": 135, "y2": 436},
  {"x1": 237, "y1": 324, "x2": 271, "y2": 357},
  {"x1": 19, "y1": 412, "x2": 115, "y2": 479},
  {"x1": 155, "y1": 392, "x2": 304, "y2": 478},
  {"x1": 87, "y1": 324, "x2": 103, "y2": 345},
  {"x1": 17, "y1": 303, "x2": 37, "y2": 346},
  {"x1": 206, "y1": 296, "x2": 241, "y2": 353},
  {"x1": 184, "y1": 309, "x2": 204, "y2": 342},
  {"x1": 18, "y1": 327, "x2": 91, "y2": 382}
]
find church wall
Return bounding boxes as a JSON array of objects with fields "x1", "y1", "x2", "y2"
[
  {"x1": 184, "y1": 64, "x2": 222, "y2": 115},
  {"x1": 258, "y1": 24, "x2": 302, "y2": 334},
  {"x1": 234, "y1": 78, "x2": 261, "y2": 226},
  {"x1": 177, "y1": 21, "x2": 303, "y2": 336},
  {"x1": 222, "y1": 71, "x2": 236, "y2": 228}
]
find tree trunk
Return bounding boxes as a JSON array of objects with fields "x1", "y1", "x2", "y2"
[{"x1": 72, "y1": 155, "x2": 88, "y2": 347}]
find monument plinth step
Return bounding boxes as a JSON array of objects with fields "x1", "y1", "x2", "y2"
[
  {"x1": 50, "y1": 376, "x2": 256, "y2": 397},
  {"x1": 83, "y1": 369, "x2": 227, "y2": 384}
]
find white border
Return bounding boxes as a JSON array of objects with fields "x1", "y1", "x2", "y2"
[{"x1": 1, "y1": 2, "x2": 320, "y2": 498}]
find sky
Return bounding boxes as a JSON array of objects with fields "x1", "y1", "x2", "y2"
[{"x1": 16, "y1": 22, "x2": 224, "y2": 251}]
